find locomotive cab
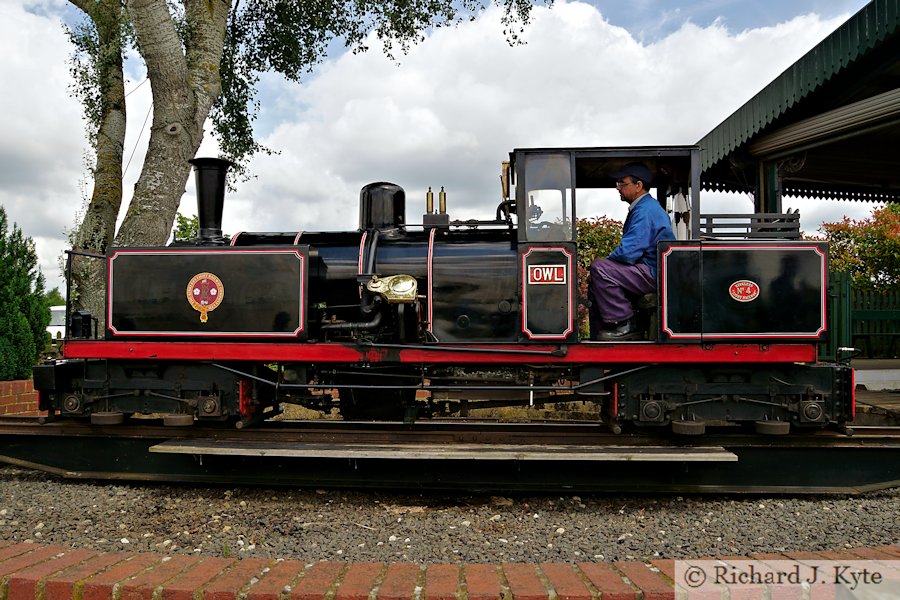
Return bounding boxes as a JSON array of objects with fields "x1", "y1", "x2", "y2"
[{"x1": 508, "y1": 146, "x2": 698, "y2": 342}]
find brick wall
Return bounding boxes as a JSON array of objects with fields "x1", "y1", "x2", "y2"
[{"x1": 0, "y1": 379, "x2": 42, "y2": 416}]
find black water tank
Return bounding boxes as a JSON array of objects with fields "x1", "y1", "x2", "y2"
[{"x1": 359, "y1": 182, "x2": 405, "y2": 230}]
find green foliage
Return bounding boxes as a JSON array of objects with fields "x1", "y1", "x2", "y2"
[
  {"x1": 173, "y1": 213, "x2": 200, "y2": 241},
  {"x1": 576, "y1": 216, "x2": 623, "y2": 269},
  {"x1": 172, "y1": 214, "x2": 232, "y2": 243},
  {"x1": 44, "y1": 287, "x2": 66, "y2": 307},
  {"x1": 817, "y1": 203, "x2": 900, "y2": 291},
  {"x1": 0, "y1": 207, "x2": 51, "y2": 380},
  {"x1": 575, "y1": 216, "x2": 623, "y2": 335}
]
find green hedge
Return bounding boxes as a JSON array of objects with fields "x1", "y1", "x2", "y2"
[{"x1": 0, "y1": 207, "x2": 50, "y2": 380}]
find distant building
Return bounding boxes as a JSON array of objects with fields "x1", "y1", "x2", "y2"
[{"x1": 47, "y1": 305, "x2": 65, "y2": 343}]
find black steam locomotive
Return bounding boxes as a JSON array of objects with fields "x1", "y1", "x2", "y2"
[{"x1": 34, "y1": 146, "x2": 854, "y2": 434}]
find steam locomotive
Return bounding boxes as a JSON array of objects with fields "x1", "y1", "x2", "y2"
[{"x1": 34, "y1": 146, "x2": 854, "y2": 434}]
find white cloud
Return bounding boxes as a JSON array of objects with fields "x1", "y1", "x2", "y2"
[
  {"x1": 231, "y1": 2, "x2": 869, "y2": 236},
  {"x1": 0, "y1": 1, "x2": 84, "y2": 291},
  {"x1": 0, "y1": 2, "x2": 158, "y2": 292}
]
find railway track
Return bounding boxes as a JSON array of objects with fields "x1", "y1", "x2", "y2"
[{"x1": 0, "y1": 416, "x2": 898, "y2": 494}]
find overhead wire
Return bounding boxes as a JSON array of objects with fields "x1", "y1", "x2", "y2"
[
  {"x1": 123, "y1": 101, "x2": 152, "y2": 178},
  {"x1": 122, "y1": 77, "x2": 152, "y2": 179}
]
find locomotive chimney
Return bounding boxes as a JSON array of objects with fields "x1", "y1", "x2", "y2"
[
  {"x1": 359, "y1": 182, "x2": 406, "y2": 230},
  {"x1": 189, "y1": 157, "x2": 233, "y2": 245}
]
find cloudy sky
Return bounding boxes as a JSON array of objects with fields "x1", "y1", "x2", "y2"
[{"x1": 1, "y1": 0, "x2": 875, "y2": 294}]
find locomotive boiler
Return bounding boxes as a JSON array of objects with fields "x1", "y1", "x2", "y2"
[{"x1": 34, "y1": 146, "x2": 854, "y2": 434}]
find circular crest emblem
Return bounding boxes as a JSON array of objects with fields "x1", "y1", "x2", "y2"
[
  {"x1": 186, "y1": 272, "x2": 224, "y2": 323},
  {"x1": 729, "y1": 279, "x2": 760, "y2": 302}
]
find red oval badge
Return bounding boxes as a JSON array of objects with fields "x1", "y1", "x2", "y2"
[
  {"x1": 186, "y1": 272, "x2": 224, "y2": 323},
  {"x1": 729, "y1": 280, "x2": 760, "y2": 302}
]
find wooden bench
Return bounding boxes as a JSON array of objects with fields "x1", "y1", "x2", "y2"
[{"x1": 851, "y1": 290, "x2": 900, "y2": 358}]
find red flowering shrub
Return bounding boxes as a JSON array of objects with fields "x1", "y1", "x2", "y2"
[
  {"x1": 575, "y1": 216, "x2": 623, "y2": 336},
  {"x1": 817, "y1": 203, "x2": 900, "y2": 291}
]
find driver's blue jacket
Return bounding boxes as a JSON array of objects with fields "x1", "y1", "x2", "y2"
[{"x1": 607, "y1": 193, "x2": 675, "y2": 277}]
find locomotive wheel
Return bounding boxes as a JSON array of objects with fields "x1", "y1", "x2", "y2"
[
  {"x1": 163, "y1": 414, "x2": 195, "y2": 427},
  {"x1": 755, "y1": 420, "x2": 790, "y2": 435},
  {"x1": 90, "y1": 411, "x2": 125, "y2": 425},
  {"x1": 671, "y1": 420, "x2": 706, "y2": 435}
]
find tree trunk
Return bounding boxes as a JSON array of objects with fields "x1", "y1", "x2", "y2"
[
  {"x1": 68, "y1": 0, "x2": 127, "y2": 327},
  {"x1": 115, "y1": 0, "x2": 231, "y2": 248}
]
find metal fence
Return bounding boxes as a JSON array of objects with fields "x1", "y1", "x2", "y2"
[{"x1": 851, "y1": 288, "x2": 900, "y2": 358}]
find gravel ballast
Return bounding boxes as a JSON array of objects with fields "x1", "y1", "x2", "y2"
[{"x1": 0, "y1": 465, "x2": 897, "y2": 564}]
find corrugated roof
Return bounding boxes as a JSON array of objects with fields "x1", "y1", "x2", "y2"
[{"x1": 698, "y1": 0, "x2": 900, "y2": 172}]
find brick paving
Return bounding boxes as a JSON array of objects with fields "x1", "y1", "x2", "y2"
[{"x1": 0, "y1": 541, "x2": 895, "y2": 599}]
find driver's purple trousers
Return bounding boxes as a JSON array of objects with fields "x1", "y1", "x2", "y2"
[{"x1": 588, "y1": 258, "x2": 655, "y2": 338}]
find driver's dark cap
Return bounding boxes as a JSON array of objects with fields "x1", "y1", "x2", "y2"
[{"x1": 610, "y1": 162, "x2": 652, "y2": 185}]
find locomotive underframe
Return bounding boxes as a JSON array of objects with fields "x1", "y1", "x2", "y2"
[
  {"x1": 35, "y1": 359, "x2": 280, "y2": 425},
  {"x1": 597, "y1": 363, "x2": 854, "y2": 429},
  {"x1": 35, "y1": 345, "x2": 854, "y2": 431}
]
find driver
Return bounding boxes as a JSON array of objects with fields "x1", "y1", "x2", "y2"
[{"x1": 589, "y1": 163, "x2": 675, "y2": 340}]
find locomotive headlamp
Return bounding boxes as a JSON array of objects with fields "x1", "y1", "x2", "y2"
[
  {"x1": 70, "y1": 310, "x2": 93, "y2": 339},
  {"x1": 367, "y1": 274, "x2": 418, "y2": 303}
]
